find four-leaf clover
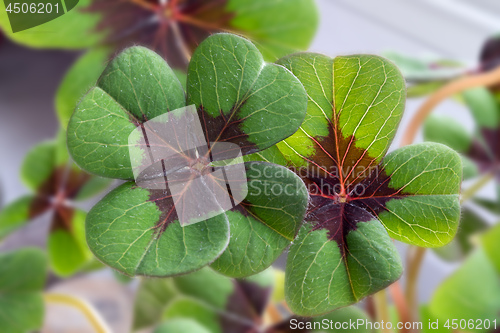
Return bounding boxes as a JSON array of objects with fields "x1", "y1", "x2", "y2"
[
  {"x1": 269, "y1": 53, "x2": 462, "y2": 316},
  {"x1": 67, "y1": 33, "x2": 309, "y2": 278}
]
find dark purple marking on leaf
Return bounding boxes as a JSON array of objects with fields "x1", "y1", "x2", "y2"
[
  {"x1": 87, "y1": 0, "x2": 234, "y2": 69},
  {"x1": 145, "y1": 186, "x2": 178, "y2": 235},
  {"x1": 480, "y1": 35, "x2": 500, "y2": 72},
  {"x1": 29, "y1": 166, "x2": 92, "y2": 232},
  {"x1": 266, "y1": 317, "x2": 312, "y2": 333},
  {"x1": 219, "y1": 279, "x2": 273, "y2": 333},
  {"x1": 197, "y1": 104, "x2": 259, "y2": 158},
  {"x1": 466, "y1": 127, "x2": 500, "y2": 182},
  {"x1": 141, "y1": 163, "x2": 245, "y2": 237},
  {"x1": 295, "y1": 121, "x2": 407, "y2": 254}
]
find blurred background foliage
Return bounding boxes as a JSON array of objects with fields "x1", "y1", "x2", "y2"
[{"x1": 1, "y1": 0, "x2": 500, "y2": 332}]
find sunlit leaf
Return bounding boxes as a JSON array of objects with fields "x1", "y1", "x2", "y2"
[
  {"x1": 0, "y1": 195, "x2": 35, "y2": 239},
  {"x1": 273, "y1": 53, "x2": 462, "y2": 315},
  {"x1": 423, "y1": 114, "x2": 471, "y2": 153}
]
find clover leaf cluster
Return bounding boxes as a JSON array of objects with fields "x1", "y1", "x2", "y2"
[{"x1": 67, "y1": 33, "x2": 462, "y2": 316}]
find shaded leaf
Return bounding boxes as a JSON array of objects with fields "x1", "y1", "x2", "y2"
[
  {"x1": 154, "y1": 318, "x2": 211, "y2": 333},
  {"x1": 0, "y1": 0, "x2": 102, "y2": 48},
  {"x1": 285, "y1": 221, "x2": 402, "y2": 316},
  {"x1": 133, "y1": 277, "x2": 178, "y2": 330},
  {"x1": 429, "y1": 248, "x2": 500, "y2": 331},
  {"x1": 0, "y1": 248, "x2": 47, "y2": 333},
  {"x1": 87, "y1": 0, "x2": 318, "y2": 69},
  {"x1": 186, "y1": 33, "x2": 307, "y2": 155},
  {"x1": 480, "y1": 33, "x2": 500, "y2": 72},
  {"x1": 134, "y1": 267, "x2": 274, "y2": 332},
  {"x1": 270, "y1": 306, "x2": 371, "y2": 333},
  {"x1": 462, "y1": 88, "x2": 499, "y2": 129},
  {"x1": 67, "y1": 46, "x2": 186, "y2": 179},
  {"x1": 56, "y1": 47, "x2": 111, "y2": 129}
]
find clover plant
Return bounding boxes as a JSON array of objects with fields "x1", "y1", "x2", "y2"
[
  {"x1": 134, "y1": 267, "x2": 371, "y2": 333},
  {"x1": 0, "y1": 248, "x2": 47, "y2": 333},
  {"x1": 424, "y1": 87, "x2": 500, "y2": 214},
  {"x1": 267, "y1": 53, "x2": 462, "y2": 316},
  {"x1": 428, "y1": 224, "x2": 500, "y2": 331},
  {"x1": 0, "y1": 0, "x2": 318, "y2": 129},
  {"x1": 66, "y1": 33, "x2": 463, "y2": 317},
  {"x1": 67, "y1": 33, "x2": 309, "y2": 278},
  {"x1": 0, "y1": 131, "x2": 111, "y2": 276}
]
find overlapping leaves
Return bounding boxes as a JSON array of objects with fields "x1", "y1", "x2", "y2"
[
  {"x1": 429, "y1": 226, "x2": 500, "y2": 332},
  {"x1": 0, "y1": 131, "x2": 110, "y2": 276},
  {"x1": 423, "y1": 87, "x2": 500, "y2": 214},
  {"x1": 269, "y1": 53, "x2": 462, "y2": 316},
  {"x1": 134, "y1": 267, "x2": 371, "y2": 333},
  {"x1": 50, "y1": 0, "x2": 318, "y2": 129},
  {"x1": 67, "y1": 34, "x2": 308, "y2": 278}
]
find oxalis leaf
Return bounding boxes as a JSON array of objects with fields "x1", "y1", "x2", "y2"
[
  {"x1": 134, "y1": 267, "x2": 370, "y2": 333},
  {"x1": 0, "y1": 131, "x2": 109, "y2": 277},
  {"x1": 271, "y1": 53, "x2": 462, "y2": 316},
  {"x1": 86, "y1": 0, "x2": 318, "y2": 69},
  {"x1": 0, "y1": 248, "x2": 47, "y2": 333},
  {"x1": 67, "y1": 33, "x2": 308, "y2": 277}
]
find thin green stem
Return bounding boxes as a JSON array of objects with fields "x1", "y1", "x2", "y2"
[
  {"x1": 374, "y1": 289, "x2": 392, "y2": 333},
  {"x1": 460, "y1": 172, "x2": 495, "y2": 204}
]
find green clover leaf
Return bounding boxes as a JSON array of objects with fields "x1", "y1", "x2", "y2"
[
  {"x1": 0, "y1": 131, "x2": 110, "y2": 277},
  {"x1": 134, "y1": 267, "x2": 370, "y2": 333},
  {"x1": 429, "y1": 246, "x2": 500, "y2": 330},
  {"x1": 0, "y1": 248, "x2": 47, "y2": 333},
  {"x1": 52, "y1": 0, "x2": 318, "y2": 129},
  {"x1": 423, "y1": 88, "x2": 500, "y2": 214},
  {"x1": 67, "y1": 33, "x2": 309, "y2": 278},
  {"x1": 270, "y1": 53, "x2": 462, "y2": 316}
]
